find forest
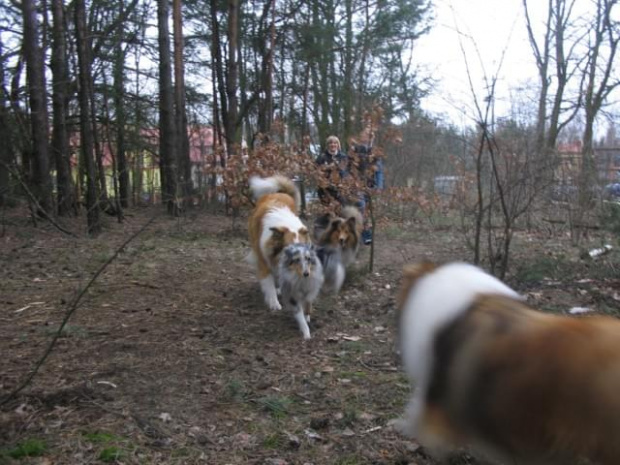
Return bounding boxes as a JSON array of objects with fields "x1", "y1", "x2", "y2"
[{"x1": 1, "y1": 0, "x2": 620, "y2": 464}]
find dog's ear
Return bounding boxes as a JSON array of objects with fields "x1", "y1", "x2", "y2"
[
  {"x1": 328, "y1": 218, "x2": 343, "y2": 231},
  {"x1": 397, "y1": 261, "x2": 438, "y2": 311},
  {"x1": 299, "y1": 227, "x2": 309, "y2": 241},
  {"x1": 284, "y1": 245, "x2": 296, "y2": 259},
  {"x1": 345, "y1": 215, "x2": 357, "y2": 229}
]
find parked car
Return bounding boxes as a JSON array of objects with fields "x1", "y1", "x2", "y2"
[{"x1": 434, "y1": 176, "x2": 463, "y2": 197}]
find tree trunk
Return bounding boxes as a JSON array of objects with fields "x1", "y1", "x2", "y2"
[
  {"x1": 91, "y1": 81, "x2": 111, "y2": 213},
  {"x1": 50, "y1": 0, "x2": 77, "y2": 216},
  {"x1": 158, "y1": 0, "x2": 178, "y2": 215},
  {"x1": 21, "y1": 0, "x2": 53, "y2": 215},
  {"x1": 210, "y1": 0, "x2": 226, "y2": 160},
  {"x1": 258, "y1": 0, "x2": 275, "y2": 135},
  {"x1": 301, "y1": 62, "x2": 310, "y2": 138},
  {"x1": 546, "y1": 0, "x2": 574, "y2": 152},
  {"x1": 225, "y1": 0, "x2": 240, "y2": 155},
  {"x1": 0, "y1": 40, "x2": 13, "y2": 207},
  {"x1": 133, "y1": 151, "x2": 144, "y2": 205},
  {"x1": 310, "y1": 12, "x2": 326, "y2": 142},
  {"x1": 343, "y1": 0, "x2": 353, "y2": 143},
  {"x1": 580, "y1": 0, "x2": 619, "y2": 216},
  {"x1": 173, "y1": 0, "x2": 192, "y2": 202},
  {"x1": 101, "y1": 68, "x2": 124, "y2": 222},
  {"x1": 114, "y1": 36, "x2": 130, "y2": 208},
  {"x1": 75, "y1": 0, "x2": 101, "y2": 234},
  {"x1": 211, "y1": 50, "x2": 222, "y2": 149},
  {"x1": 523, "y1": 0, "x2": 551, "y2": 154}
]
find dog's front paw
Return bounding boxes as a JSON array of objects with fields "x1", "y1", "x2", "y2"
[
  {"x1": 388, "y1": 417, "x2": 414, "y2": 437},
  {"x1": 267, "y1": 297, "x2": 282, "y2": 312}
]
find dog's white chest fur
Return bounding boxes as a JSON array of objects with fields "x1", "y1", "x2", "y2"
[{"x1": 260, "y1": 207, "x2": 306, "y2": 250}]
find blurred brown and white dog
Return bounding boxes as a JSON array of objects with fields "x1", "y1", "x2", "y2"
[
  {"x1": 248, "y1": 175, "x2": 309, "y2": 311},
  {"x1": 396, "y1": 261, "x2": 620, "y2": 465},
  {"x1": 313, "y1": 205, "x2": 363, "y2": 268}
]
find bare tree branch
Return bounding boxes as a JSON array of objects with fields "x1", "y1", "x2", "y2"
[{"x1": 0, "y1": 213, "x2": 158, "y2": 407}]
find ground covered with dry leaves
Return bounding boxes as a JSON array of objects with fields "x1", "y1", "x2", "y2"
[{"x1": 0, "y1": 206, "x2": 618, "y2": 465}]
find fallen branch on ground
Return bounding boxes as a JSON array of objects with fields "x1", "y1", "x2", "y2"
[{"x1": 0, "y1": 214, "x2": 158, "y2": 407}]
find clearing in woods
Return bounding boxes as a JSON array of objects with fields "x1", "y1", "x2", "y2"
[{"x1": 0, "y1": 206, "x2": 618, "y2": 464}]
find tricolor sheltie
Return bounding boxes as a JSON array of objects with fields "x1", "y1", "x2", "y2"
[
  {"x1": 313, "y1": 205, "x2": 363, "y2": 268},
  {"x1": 396, "y1": 261, "x2": 620, "y2": 465},
  {"x1": 278, "y1": 243, "x2": 324, "y2": 340},
  {"x1": 248, "y1": 175, "x2": 309, "y2": 311}
]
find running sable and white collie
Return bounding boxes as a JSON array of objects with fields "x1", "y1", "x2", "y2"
[
  {"x1": 313, "y1": 206, "x2": 363, "y2": 268},
  {"x1": 278, "y1": 243, "x2": 324, "y2": 340},
  {"x1": 248, "y1": 175, "x2": 310, "y2": 311},
  {"x1": 396, "y1": 261, "x2": 620, "y2": 465}
]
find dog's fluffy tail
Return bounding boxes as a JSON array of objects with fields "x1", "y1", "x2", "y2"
[
  {"x1": 312, "y1": 212, "x2": 333, "y2": 243},
  {"x1": 341, "y1": 206, "x2": 364, "y2": 233},
  {"x1": 249, "y1": 175, "x2": 300, "y2": 210}
]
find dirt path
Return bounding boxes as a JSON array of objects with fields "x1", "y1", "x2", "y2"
[{"x1": 1, "y1": 207, "x2": 617, "y2": 464}]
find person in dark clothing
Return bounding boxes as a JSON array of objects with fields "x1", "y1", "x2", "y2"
[
  {"x1": 350, "y1": 131, "x2": 384, "y2": 245},
  {"x1": 315, "y1": 135, "x2": 349, "y2": 205},
  {"x1": 351, "y1": 130, "x2": 384, "y2": 190}
]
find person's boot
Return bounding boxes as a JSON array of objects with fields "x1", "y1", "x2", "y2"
[{"x1": 362, "y1": 229, "x2": 373, "y2": 245}]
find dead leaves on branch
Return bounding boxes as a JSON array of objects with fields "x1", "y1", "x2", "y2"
[{"x1": 206, "y1": 138, "x2": 317, "y2": 210}]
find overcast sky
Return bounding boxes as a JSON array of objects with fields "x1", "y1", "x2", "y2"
[{"x1": 414, "y1": 0, "x2": 557, "y2": 126}]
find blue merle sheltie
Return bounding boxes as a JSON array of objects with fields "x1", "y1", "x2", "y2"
[{"x1": 277, "y1": 243, "x2": 324, "y2": 340}]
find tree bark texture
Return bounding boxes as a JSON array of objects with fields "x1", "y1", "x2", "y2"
[
  {"x1": 173, "y1": 0, "x2": 192, "y2": 201},
  {"x1": 158, "y1": 0, "x2": 179, "y2": 215},
  {"x1": 225, "y1": 0, "x2": 240, "y2": 154},
  {"x1": 51, "y1": 0, "x2": 77, "y2": 216},
  {"x1": 75, "y1": 0, "x2": 102, "y2": 234},
  {"x1": 21, "y1": 0, "x2": 53, "y2": 214}
]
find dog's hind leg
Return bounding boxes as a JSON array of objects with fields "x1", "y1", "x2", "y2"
[{"x1": 304, "y1": 302, "x2": 312, "y2": 323}]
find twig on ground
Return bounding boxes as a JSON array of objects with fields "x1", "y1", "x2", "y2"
[
  {"x1": 358, "y1": 358, "x2": 398, "y2": 372},
  {"x1": 0, "y1": 214, "x2": 158, "y2": 407},
  {"x1": 129, "y1": 281, "x2": 162, "y2": 290}
]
